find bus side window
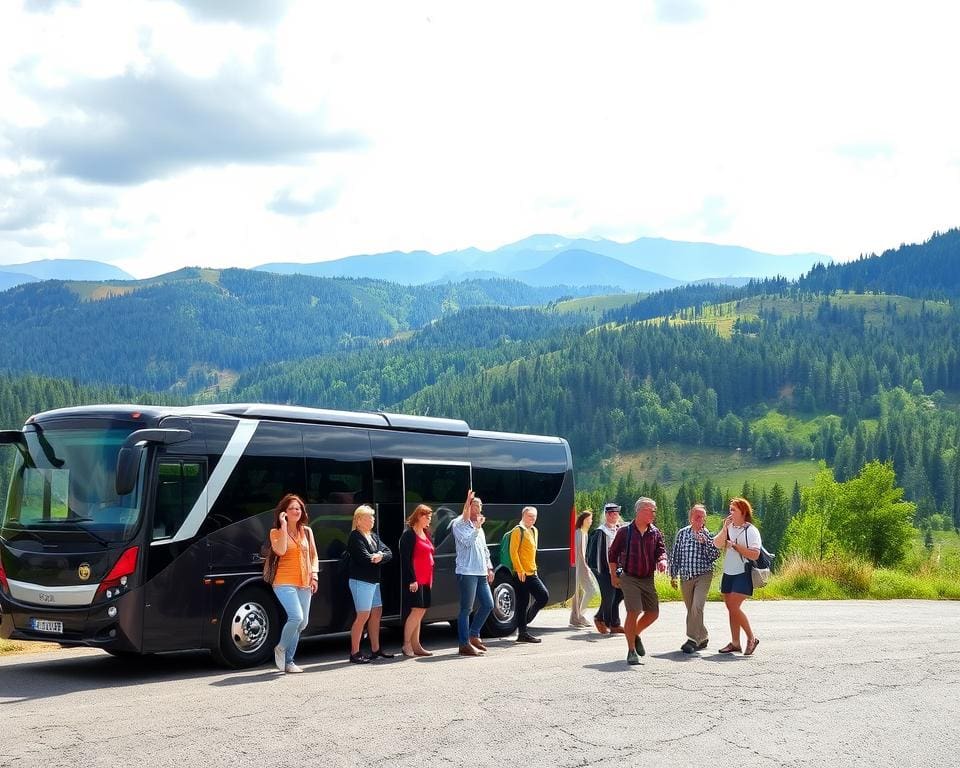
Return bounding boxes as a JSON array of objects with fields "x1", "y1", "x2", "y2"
[{"x1": 153, "y1": 460, "x2": 205, "y2": 540}]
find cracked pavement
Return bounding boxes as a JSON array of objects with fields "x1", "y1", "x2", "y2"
[{"x1": 1, "y1": 600, "x2": 958, "y2": 767}]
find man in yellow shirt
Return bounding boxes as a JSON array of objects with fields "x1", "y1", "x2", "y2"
[{"x1": 509, "y1": 506, "x2": 550, "y2": 643}]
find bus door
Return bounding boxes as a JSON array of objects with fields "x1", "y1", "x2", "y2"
[
  {"x1": 142, "y1": 456, "x2": 208, "y2": 652},
  {"x1": 399, "y1": 461, "x2": 471, "y2": 622}
]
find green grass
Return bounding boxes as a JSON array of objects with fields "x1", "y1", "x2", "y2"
[
  {"x1": 611, "y1": 444, "x2": 819, "y2": 496},
  {"x1": 554, "y1": 293, "x2": 645, "y2": 318}
]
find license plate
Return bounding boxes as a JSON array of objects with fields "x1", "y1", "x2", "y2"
[{"x1": 29, "y1": 618, "x2": 64, "y2": 634}]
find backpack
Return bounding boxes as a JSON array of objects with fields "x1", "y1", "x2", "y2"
[
  {"x1": 499, "y1": 525, "x2": 523, "y2": 570},
  {"x1": 586, "y1": 527, "x2": 604, "y2": 572}
]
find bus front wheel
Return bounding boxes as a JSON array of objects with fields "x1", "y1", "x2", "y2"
[
  {"x1": 484, "y1": 572, "x2": 519, "y2": 637},
  {"x1": 213, "y1": 586, "x2": 280, "y2": 668}
]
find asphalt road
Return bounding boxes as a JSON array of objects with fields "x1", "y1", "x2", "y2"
[{"x1": 2, "y1": 600, "x2": 959, "y2": 768}]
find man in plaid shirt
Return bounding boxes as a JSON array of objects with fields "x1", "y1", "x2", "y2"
[{"x1": 669, "y1": 503, "x2": 721, "y2": 654}]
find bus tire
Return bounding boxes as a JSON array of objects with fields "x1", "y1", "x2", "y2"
[
  {"x1": 484, "y1": 571, "x2": 519, "y2": 637},
  {"x1": 212, "y1": 586, "x2": 280, "y2": 669}
]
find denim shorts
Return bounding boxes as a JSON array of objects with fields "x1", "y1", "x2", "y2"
[{"x1": 349, "y1": 578, "x2": 382, "y2": 612}]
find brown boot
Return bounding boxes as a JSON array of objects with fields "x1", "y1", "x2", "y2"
[
  {"x1": 469, "y1": 636, "x2": 488, "y2": 653},
  {"x1": 610, "y1": 626, "x2": 626, "y2": 634},
  {"x1": 458, "y1": 643, "x2": 480, "y2": 656},
  {"x1": 594, "y1": 618, "x2": 609, "y2": 634}
]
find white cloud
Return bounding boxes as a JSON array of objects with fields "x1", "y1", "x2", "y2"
[{"x1": 1, "y1": 0, "x2": 959, "y2": 277}]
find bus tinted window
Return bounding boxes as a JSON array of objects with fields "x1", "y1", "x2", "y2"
[
  {"x1": 473, "y1": 467, "x2": 564, "y2": 505},
  {"x1": 213, "y1": 455, "x2": 306, "y2": 526},
  {"x1": 306, "y1": 458, "x2": 371, "y2": 506},
  {"x1": 521, "y1": 469, "x2": 565, "y2": 504},
  {"x1": 153, "y1": 460, "x2": 205, "y2": 540},
  {"x1": 472, "y1": 467, "x2": 520, "y2": 504}
]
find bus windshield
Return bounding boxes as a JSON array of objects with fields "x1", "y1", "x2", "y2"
[{"x1": 2, "y1": 424, "x2": 144, "y2": 544}]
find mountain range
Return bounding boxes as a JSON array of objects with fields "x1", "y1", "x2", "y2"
[
  {"x1": 0, "y1": 259, "x2": 133, "y2": 288},
  {"x1": 255, "y1": 234, "x2": 829, "y2": 289}
]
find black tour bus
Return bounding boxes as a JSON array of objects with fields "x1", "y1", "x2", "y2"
[{"x1": 0, "y1": 403, "x2": 574, "y2": 666}]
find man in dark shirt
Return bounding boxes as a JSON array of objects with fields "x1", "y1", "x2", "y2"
[{"x1": 608, "y1": 497, "x2": 668, "y2": 665}]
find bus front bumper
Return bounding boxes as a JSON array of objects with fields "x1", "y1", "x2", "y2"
[{"x1": 0, "y1": 591, "x2": 141, "y2": 652}]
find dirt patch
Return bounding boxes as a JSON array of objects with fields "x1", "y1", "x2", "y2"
[{"x1": 0, "y1": 639, "x2": 61, "y2": 656}]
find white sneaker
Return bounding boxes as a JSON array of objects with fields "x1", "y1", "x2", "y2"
[
  {"x1": 273, "y1": 645, "x2": 285, "y2": 671},
  {"x1": 285, "y1": 662, "x2": 303, "y2": 673}
]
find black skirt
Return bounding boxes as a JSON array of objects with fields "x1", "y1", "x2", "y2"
[{"x1": 403, "y1": 584, "x2": 432, "y2": 611}]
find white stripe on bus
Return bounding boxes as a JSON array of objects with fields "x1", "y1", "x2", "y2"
[{"x1": 166, "y1": 419, "x2": 259, "y2": 544}]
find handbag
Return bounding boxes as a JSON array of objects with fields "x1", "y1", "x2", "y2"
[
  {"x1": 747, "y1": 559, "x2": 771, "y2": 588},
  {"x1": 741, "y1": 524, "x2": 774, "y2": 589},
  {"x1": 261, "y1": 540, "x2": 279, "y2": 583}
]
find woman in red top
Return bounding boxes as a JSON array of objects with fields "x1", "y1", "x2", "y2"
[{"x1": 398, "y1": 504, "x2": 435, "y2": 657}]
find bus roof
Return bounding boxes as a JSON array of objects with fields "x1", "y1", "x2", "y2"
[{"x1": 23, "y1": 403, "x2": 565, "y2": 443}]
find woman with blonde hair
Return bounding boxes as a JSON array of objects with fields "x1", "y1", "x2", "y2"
[
  {"x1": 346, "y1": 504, "x2": 394, "y2": 663},
  {"x1": 268, "y1": 493, "x2": 318, "y2": 673},
  {"x1": 399, "y1": 504, "x2": 435, "y2": 657},
  {"x1": 713, "y1": 497, "x2": 762, "y2": 656},
  {"x1": 569, "y1": 510, "x2": 599, "y2": 628}
]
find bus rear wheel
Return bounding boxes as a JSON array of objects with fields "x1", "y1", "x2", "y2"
[
  {"x1": 484, "y1": 572, "x2": 519, "y2": 637},
  {"x1": 213, "y1": 587, "x2": 280, "y2": 668}
]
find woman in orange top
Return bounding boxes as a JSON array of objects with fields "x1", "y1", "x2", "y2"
[{"x1": 269, "y1": 493, "x2": 318, "y2": 673}]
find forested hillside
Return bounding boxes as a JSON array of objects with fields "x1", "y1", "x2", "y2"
[
  {"x1": 0, "y1": 269, "x2": 603, "y2": 393},
  {"x1": 796, "y1": 229, "x2": 960, "y2": 298},
  {"x1": 1, "y1": 228, "x2": 959, "y2": 538},
  {"x1": 229, "y1": 306, "x2": 588, "y2": 408}
]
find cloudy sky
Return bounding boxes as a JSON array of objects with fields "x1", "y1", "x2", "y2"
[{"x1": 1, "y1": 0, "x2": 958, "y2": 279}]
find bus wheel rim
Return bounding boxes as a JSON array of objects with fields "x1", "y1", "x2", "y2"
[
  {"x1": 492, "y1": 583, "x2": 514, "y2": 622},
  {"x1": 231, "y1": 601, "x2": 269, "y2": 654}
]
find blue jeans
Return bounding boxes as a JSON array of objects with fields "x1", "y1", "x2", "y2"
[
  {"x1": 273, "y1": 586, "x2": 311, "y2": 665},
  {"x1": 457, "y1": 574, "x2": 494, "y2": 645}
]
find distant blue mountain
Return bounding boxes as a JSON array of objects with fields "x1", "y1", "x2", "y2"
[
  {"x1": 254, "y1": 234, "x2": 830, "y2": 289},
  {"x1": 0, "y1": 271, "x2": 38, "y2": 291},
  {"x1": 0, "y1": 259, "x2": 134, "y2": 283},
  {"x1": 257, "y1": 251, "x2": 469, "y2": 283},
  {"x1": 512, "y1": 250, "x2": 681, "y2": 291}
]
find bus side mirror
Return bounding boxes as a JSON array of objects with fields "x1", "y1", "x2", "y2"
[
  {"x1": 0, "y1": 431, "x2": 27, "y2": 447},
  {"x1": 115, "y1": 429, "x2": 192, "y2": 496}
]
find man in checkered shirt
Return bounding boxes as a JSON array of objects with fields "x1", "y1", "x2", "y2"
[{"x1": 669, "y1": 503, "x2": 721, "y2": 654}]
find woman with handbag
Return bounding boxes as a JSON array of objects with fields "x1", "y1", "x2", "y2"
[
  {"x1": 268, "y1": 493, "x2": 319, "y2": 673},
  {"x1": 398, "y1": 504, "x2": 435, "y2": 657},
  {"x1": 713, "y1": 497, "x2": 762, "y2": 656},
  {"x1": 347, "y1": 505, "x2": 395, "y2": 663}
]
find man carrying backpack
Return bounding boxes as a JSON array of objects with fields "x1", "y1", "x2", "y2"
[
  {"x1": 452, "y1": 490, "x2": 495, "y2": 657},
  {"x1": 588, "y1": 502, "x2": 625, "y2": 635},
  {"x1": 509, "y1": 506, "x2": 549, "y2": 643},
  {"x1": 608, "y1": 497, "x2": 668, "y2": 665}
]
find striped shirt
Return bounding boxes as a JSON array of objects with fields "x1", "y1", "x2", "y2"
[{"x1": 669, "y1": 525, "x2": 721, "y2": 580}]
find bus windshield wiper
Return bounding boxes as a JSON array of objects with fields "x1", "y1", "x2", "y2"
[{"x1": 32, "y1": 518, "x2": 111, "y2": 548}]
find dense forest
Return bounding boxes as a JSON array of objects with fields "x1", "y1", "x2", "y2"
[
  {"x1": 1, "y1": 229, "x2": 959, "y2": 538},
  {"x1": 0, "y1": 269, "x2": 601, "y2": 393}
]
